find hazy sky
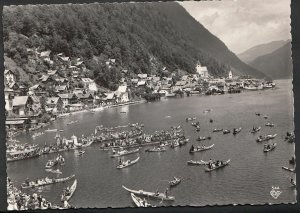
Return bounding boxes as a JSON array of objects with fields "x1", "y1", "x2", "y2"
[{"x1": 180, "y1": 0, "x2": 291, "y2": 54}]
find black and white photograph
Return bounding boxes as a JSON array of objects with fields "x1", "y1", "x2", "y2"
[{"x1": 4, "y1": 0, "x2": 295, "y2": 210}]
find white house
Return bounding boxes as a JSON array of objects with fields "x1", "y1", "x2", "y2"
[
  {"x1": 196, "y1": 61, "x2": 209, "y2": 78},
  {"x1": 115, "y1": 85, "x2": 129, "y2": 103},
  {"x1": 81, "y1": 78, "x2": 98, "y2": 92}
]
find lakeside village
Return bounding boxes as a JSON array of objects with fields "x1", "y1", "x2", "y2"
[
  {"x1": 5, "y1": 49, "x2": 276, "y2": 135},
  {"x1": 6, "y1": 51, "x2": 293, "y2": 210}
]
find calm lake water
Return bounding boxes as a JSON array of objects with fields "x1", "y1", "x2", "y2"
[{"x1": 7, "y1": 79, "x2": 296, "y2": 208}]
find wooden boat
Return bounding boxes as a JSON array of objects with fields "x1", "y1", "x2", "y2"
[
  {"x1": 117, "y1": 156, "x2": 140, "y2": 169},
  {"x1": 145, "y1": 147, "x2": 166, "y2": 152},
  {"x1": 282, "y1": 166, "x2": 295, "y2": 173},
  {"x1": 223, "y1": 130, "x2": 231, "y2": 134},
  {"x1": 122, "y1": 185, "x2": 175, "y2": 201},
  {"x1": 111, "y1": 148, "x2": 140, "y2": 158},
  {"x1": 197, "y1": 136, "x2": 211, "y2": 141},
  {"x1": 257, "y1": 134, "x2": 277, "y2": 142},
  {"x1": 263, "y1": 143, "x2": 277, "y2": 152},
  {"x1": 250, "y1": 126, "x2": 261, "y2": 133},
  {"x1": 45, "y1": 168, "x2": 62, "y2": 174},
  {"x1": 265, "y1": 123, "x2": 275, "y2": 127},
  {"x1": 187, "y1": 160, "x2": 209, "y2": 165},
  {"x1": 189, "y1": 144, "x2": 214, "y2": 153},
  {"x1": 213, "y1": 128, "x2": 223, "y2": 132},
  {"x1": 21, "y1": 174, "x2": 75, "y2": 189},
  {"x1": 169, "y1": 177, "x2": 181, "y2": 187},
  {"x1": 205, "y1": 159, "x2": 230, "y2": 172},
  {"x1": 233, "y1": 127, "x2": 242, "y2": 135},
  {"x1": 131, "y1": 193, "x2": 152, "y2": 207},
  {"x1": 61, "y1": 179, "x2": 77, "y2": 202}
]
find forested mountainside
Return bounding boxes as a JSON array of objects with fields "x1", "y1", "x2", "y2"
[
  {"x1": 249, "y1": 42, "x2": 293, "y2": 79},
  {"x1": 3, "y1": 2, "x2": 264, "y2": 89},
  {"x1": 238, "y1": 40, "x2": 289, "y2": 64}
]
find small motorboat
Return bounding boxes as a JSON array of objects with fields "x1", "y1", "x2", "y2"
[
  {"x1": 255, "y1": 112, "x2": 261, "y2": 116},
  {"x1": 169, "y1": 177, "x2": 181, "y2": 187},
  {"x1": 257, "y1": 134, "x2": 277, "y2": 142},
  {"x1": 263, "y1": 115, "x2": 269, "y2": 119},
  {"x1": 209, "y1": 119, "x2": 213, "y2": 123}
]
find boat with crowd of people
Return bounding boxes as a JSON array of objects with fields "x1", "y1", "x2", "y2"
[
  {"x1": 130, "y1": 193, "x2": 152, "y2": 207},
  {"x1": 122, "y1": 185, "x2": 175, "y2": 201},
  {"x1": 117, "y1": 156, "x2": 140, "y2": 169},
  {"x1": 189, "y1": 144, "x2": 214, "y2": 153},
  {"x1": 61, "y1": 179, "x2": 77, "y2": 202},
  {"x1": 205, "y1": 159, "x2": 231, "y2": 172},
  {"x1": 111, "y1": 147, "x2": 140, "y2": 158},
  {"x1": 21, "y1": 174, "x2": 75, "y2": 189}
]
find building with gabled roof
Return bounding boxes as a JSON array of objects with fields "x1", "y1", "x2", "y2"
[{"x1": 12, "y1": 96, "x2": 33, "y2": 116}]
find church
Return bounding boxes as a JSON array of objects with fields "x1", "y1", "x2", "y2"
[{"x1": 196, "y1": 61, "x2": 209, "y2": 78}]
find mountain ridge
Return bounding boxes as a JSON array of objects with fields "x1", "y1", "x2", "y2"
[{"x1": 238, "y1": 40, "x2": 290, "y2": 64}]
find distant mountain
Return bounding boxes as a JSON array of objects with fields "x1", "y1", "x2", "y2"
[
  {"x1": 158, "y1": 2, "x2": 266, "y2": 78},
  {"x1": 238, "y1": 40, "x2": 289, "y2": 64},
  {"x1": 249, "y1": 42, "x2": 292, "y2": 79},
  {"x1": 3, "y1": 2, "x2": 265, "y2": 90}
]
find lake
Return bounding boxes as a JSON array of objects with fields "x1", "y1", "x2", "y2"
[{"x1": 7, "y1": 79, "x2": 296, "y2": 208}]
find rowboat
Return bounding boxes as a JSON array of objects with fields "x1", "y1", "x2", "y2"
[
  {"x1": 197, "y1": 136, "x2": 211, "y2": 141},
  {"x1": 250, "y1": 126, "x2": 261, "y2": 133},
  {"x1": 131, "y1": 193, "x2": 152, "y2": 207},
  {"x1": 233, "y1": 127, "x2": 242, "y2": 135},
  {"x1": 257, "y1": 134, "x2": 277, "y2": 142},
  {"x1": 21, "y1": 174, "x2": 75, "y2": 189},
  {"x1": 117, "y1": 156, "x2": 140, "y2": 169},
  {"x1": 189, "y1": 144, "x2": 214, "y2": 153},
  {"x1": 187, "y1": 160, "x2": 209, "y2": 165},
  {"x1": 205, "y1": 159, "x2": 230, "y2": 172},
  {"x1": 282, "y1": 166, "x2": 295, "y2": 173},
  {"x1": 263, "y1": 143, "x2": 277, "y2": 152},
  {"x1": 45, "y1": 168, "x2": 62, "y2": 174},
  {"x1": 111, "y1": 148, "x2": 140, "y2": 158},
  {"x1": 291, "y1": 178, "x2": 296, "y2": 187},
  {"x1": 61, "y1": 179, "x2": 77, "y2": 202},
  {"x1": 265, "y1": 123, "x2": 275, "y2": 127},
  {"x1": 122, "y1": 185, "x2": 175, "y2": 201},
  {"x1": 223, "y1": 130, "x2": 231, "y2": 134},
  {"x1": 213, "y1": 128, "x2": 223, "y2": 132},
  {"x1": 169, "y1": 177, "x2": 181, "y2": 187}
]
